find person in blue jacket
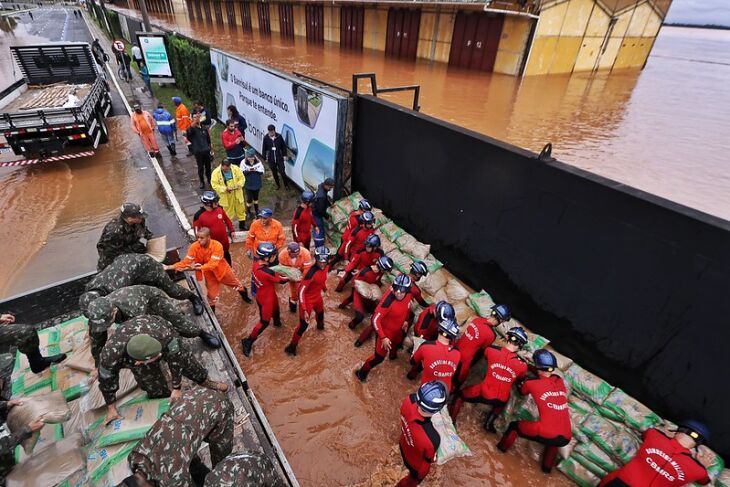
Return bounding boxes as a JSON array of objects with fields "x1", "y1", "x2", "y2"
[
  {"x1": 242, "y1": 147, "x2": 265, "y2": 219},
  {"x1": 153, "y1": 103, "x2": 177, "y2": 156}
]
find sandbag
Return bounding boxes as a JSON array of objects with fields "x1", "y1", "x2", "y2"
[
  {"x1": 145, "y1": 235, "x2": 167, "y2": 262},
  {"x1": 58, "y1": 317, "x2": 89, "y2": 340},
  {"x1": 64, "y1": 341, "x2": 95, "y2": 373},
  {"x1": 452, "y1": 301, "x2": 472, "y2": 325},
  {"x1": 431, "y1": 409, "x2": 472, "y2": 465},
  {"x1": 6, "y1": 433, "x2": 85, "y2": 487},
  {"x1": 523, "y1": 328, "x2": 550, "y2": 353},
  {"x1": 347, "y1": 191, "x2": 363, "y2": 209},
  {"x1": 386, "y1": 248, "x2": 412, "y2": 274},
  {"x1": 513, "y1": 395, "x2": 539, "y2": 422},
  {"x1": 466, "y1": 290, "x2": 495, "y2": 317},
  {"x1": 14, "y1": 422, "x2": 63, "y2": 461},
  {"x1": 411, "y1": 337, "x2": 425, "y2": 356},
  {"x1": 574, "y1": 441, "x2": 618, "y2": 473},
  {"x1": 58, "y1": 329, "x2": 89, "y2": 355},
  {"x1": 380, "y1": 221, "x2": 404, "y2": 242},
  {"x1": 571, "y1": 451, "x2": 608, "y2": 478},
  {"x1": 372, "y1": 209, "x2": 390, "y2": 228},
  {"x1": 354, "y1": 280, "x2": 382, "y2": 301},
  {"x1": 87, "y1": 440, "x2": 136, "y2": 486},
  {"x1": 546, "y1": 347, "x2": 574, "y2": 372},
  {"x1": 557, "y1": 457, "x2": 600, "y2": 487},
  {"x1": 7, "y1": 391, "x2": 70, "y2": 440},
  {"x1": 430, "y1": 288, "x2": 449, "y2": 306},
  {"x1": 269, "y1": 265, "x2": 303, "y2": 282},
  {"x1": 716, "y1": 468, "x2": 730, "y2": 487},
  {"x1": 92, "y1": 396, "x2": 169, "y2": 448},
  {"x1": 335, "y1": 196, "x2": 355, "y2": 216},
  {"x1": 600, "y1": 388, "x2": 661, "y2": 432},
  {"x1": 418, "y1": 269, "x2": 448, "y2": 297},
  {"x1": 81, "y1": 369, "x2": 138, "y2": 411},
  {"x1": 564, "y1": 363, "x2": 614, "y2": 404},
  {"x1": 66, "y1": 398, "x2": 106, "y2": 441},
  {"x1": 379, "y1": 236, "x2": 397, "y2": 254},
  {"x1": 580, "y1": 414, "x2": 640, "y2": 464},
  {"x1": 559, "y1": 438, "x2": 578, "y2": 460},
  {"x1": 697, "y1": 445, "x2": 725, "y2": 483},
  {"x1": 422, "y1": 253, "x2": 443, "y2": 273},
  {"x1": 230, "y1": 231, "x2": 246, "y2": 243},
  {"x1": 444, "y1": 278, "x2": 470, "y2": 302},
  {"x1": 54, "y1": 366, "x2": 91, "y2": 401},
  {"x1": 11, "y1": 367, "x2": 55, "y2": 397},
  {"x1": 396, "y1": 233, "x2": 430, "y2": 260}
]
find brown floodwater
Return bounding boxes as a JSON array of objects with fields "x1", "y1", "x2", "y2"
[
  {"x1": 218, "y1": 245, "x2": 571, "y2": 486},
  {"x1": 112, "y1": 5, "x2": 730, "y2": 221}
]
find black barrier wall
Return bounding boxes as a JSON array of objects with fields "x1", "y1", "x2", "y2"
[{"x1": 352, "y1": 95, "x2": 730, "y2": 458}]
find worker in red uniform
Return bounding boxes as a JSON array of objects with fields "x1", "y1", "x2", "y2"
[
  {"x1": 599, "y1": 420, "x2": 711, "y2": 487},
  {"x1": 407, "y1": 261, "x2": 430, "y2": 309},
  {"x1": 449, "y1": 326, "x2": 528, "y2": 430},
  {"x1": 355, "y1": 274, "x2": 413, "y2": 382},
  {"x1": 453, "y1": 304, "x2": 511, "y2": 389},
  {"x1": 345, "y1": 198, "x2": 372, "y2": 234},
  {"x1": 414, "y1": 301, "x2": 455, "y2": 341},
  {"x1": 396, "y1": 380, "x2": 448, "y2": 487},
  {"x1": 193, "y1": 191, "x2": 234, "y2": 265},
  {"x1": 407, "y1": 318, "x2": 461, "y2": 391},
  {"x1": 341, "y1": 255, "x2": 393, "y2": 332},
  {"x1": 331, "y1": 211, "x2": 375, "y2": 268},
  {"x1": 241, "y1": 243, "x2": 289, "y2": 357},
  {"x1": 284, "y1": 247, "x2": 331, "y2": 356},
  {"x1": 334, "y1": 234, "x2": 384, "y2": 292},
  {"x1": 497, "y1": 349, "x2": 571, "y2": 474},
  {"x1": 291, "y1": 191, "x2": 319, "y2": 250}
]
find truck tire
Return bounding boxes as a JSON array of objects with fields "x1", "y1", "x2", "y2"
[{"x1": 96, "y1": 112, "x2": 109, "y2": 145}]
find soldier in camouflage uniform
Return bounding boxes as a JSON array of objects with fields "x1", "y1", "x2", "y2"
[
  {"x1": 98, "y1": 315, "x2": 228, "y2": 425},
  {"x1": 0, "y1": 313, "x2": 66, "y2": 373},
  {"x1": 123, "y1": 386, "x2": 234, "y2": 487},
  {"x1": 86, "y1": 284, "x2": 221, "y2": 366},
  {"x1": 0, "y1": 400, "x2": 44, "y2": 484},
  {"x1": 97, "y1": 203, "x2": 153, "y2": 271},
  {"x1": 81, "y1": 253, "x2": 204, "y2": 316},
  {"x1": 204, "y1": 452, "x2": 283, "y2": 486}
]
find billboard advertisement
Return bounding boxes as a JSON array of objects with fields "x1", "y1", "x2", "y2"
[
  {"x1": 210, "y1": 48, "x2": 342, "y2": 191},
  {"x1": 138, "y1": 34, "x2": 173, "y2": 78}
]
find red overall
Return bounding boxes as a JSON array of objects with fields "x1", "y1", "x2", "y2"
[
  {"x1": 450, "y1": 346, "x2": 527, "y2": 420},
  {"x1": 454, "y1": 317, "x2": 497, "y2": 385},
  {"x1": 345, "y1": 225, "x2": 375, "y2": 260},
  {"x1": 342, "y1": 267, "x2": 384, "y2": 328},
  {"x1": 407, "y1": 281, "x2": 429, "y2": 308},
  {"x1": 413, "y1": 304, "x2": 438, "y2": 341},
  {"x1": 335, "y1": 223, "x2": 358, "y2": 259},
  {"x1": 599, "y1": 429, "x2": 710, "y2": 487},
  {"x1": 397, "y1": 394, "x2": 440, "y2": 487},
  {"x1": 336, "y1": 248, "x2": 385, "y2": 292},
  {"x1": 360, "y1": 292, "x2": 411, "y2": 377},
  {"x1": 290, "y1": 266, "x2": 328, "y2": 346},
  {"x1": 407, "y1": 340, "x2": 461, "y2": 391},
  {"x1": 193, "y1": 207, "x2": 233, "y2": 253},
  {"x1": 249, "y1": 261, "x2": 288, "y2": 341},
  {"x1": 292, "y1": 205, "x2": 315, "y2": 250},
  {"x1": 344, "y1": 210, "x2": 360, "y2": 234}
]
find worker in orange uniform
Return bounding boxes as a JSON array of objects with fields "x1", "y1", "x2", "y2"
[
  {"x1": 167, "y1": 227, "x2": 251, "y2": 310},
  {"x1": 172, "y1": 96, "x2": 191, "y2": 154},
  {"x1": 131, "y1": 104, "x2": 160, "y2": 157},
  {"x1": 245, "y1": 208, "x2": 286, "y2": 259},
  {"x1": 278, "y1": 242, "x2": 313, "y2": 312}
]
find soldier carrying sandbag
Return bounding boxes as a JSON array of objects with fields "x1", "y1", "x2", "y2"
[{"x1": 96, "y1": 203, "x2": 153, "y2": 271}]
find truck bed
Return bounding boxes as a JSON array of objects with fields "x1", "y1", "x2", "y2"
[{"x1": 1, "y1": 82, "x2": 92, "y2": 112}]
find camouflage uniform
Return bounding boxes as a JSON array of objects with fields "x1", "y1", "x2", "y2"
[
  {"x1": 204, "y1": 452, "x2": 283, "y2": 487},
  {"x1": 0, "y1": 323, "x2": 39, "y2": 355},
  {"x1": 0, "y1": 401, "x2": 33, "y2": 483},
  {"x1": 98, "y1": 315, "x2": 208, "y2": 405},
  {"x1": 84, "y1": 254, "x2": 195, "y2": 302},
  {"x1": 87, "y1": 285, "x2": 201, "y2": 365},
  {"x1": 96, "y1": 215, "x2": 153, "y2": 270},
  {"x1": 128, "y1": 386, "x2": 234, "y2": 487}
]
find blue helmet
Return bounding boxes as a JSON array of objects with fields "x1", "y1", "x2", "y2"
[
  {"x1": 314, "y1": 246, "x2": 331, "y2": 263},
  {"x1": 678, "y1": 420, "x2": 710, "y2": 445},
  {"x1": 359, "y1": 211, "x2": 375, "y2": 225},
  {"x1": 200, "y1": 190, "x2": 219, "y2": 204},
  {"x1": 301, "y1": 191, "x2": 315, "y2": 203},
  {"x1": 438, "y1": 319, "x2": 460, "y2": 341},
  {"x1": 376, "y1": 256, "x2": 394, "y2": 272},
  {"x1": 435, "y1": 301, "x2": 455, "y2": 322},
  {"x1": 172, "y1": 96, "x2": 182, "y2": 105},
  {"x1": 416, "y1": 380, "x2": 449, "y2": 414},
  {"x1": 533, "y1": 349, "x2": 558, "y2": 371},
  {"x1": 365, "y1": 234, "x2": 381, "y2": 248},
  {"x1": 410, "y1": 260, "x2": 428, "y2": 277},
  {"x1": 392, "y1": 274, "x2": 412, "y2": 292},
  {"x1": 358, "y1": 199, "x2": 372, "y2": 211},
  {"x1": 258, "y1": 208, "x2": 273, "y2": 218},
  {"x1": 506, "y1": 326, "x2": 528, "y2": 347},
  {"x1": 256, "y1": 242, "x2": 277, "y2": 259},
  {"x1": 491, "y1": 304, "x2": 511, "y2": 322}
]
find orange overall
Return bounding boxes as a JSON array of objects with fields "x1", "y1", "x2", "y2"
[
  {"x1": 131, "y1": 110, "x2": 160, "y2": 153},
  {"x1": 278, "y1": 246, "x2": 313, "y2": 303},
  {"x1": 173, "y1": 239, "x2": 243, "y2": 307}
]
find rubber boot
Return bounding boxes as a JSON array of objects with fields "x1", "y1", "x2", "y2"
[
  {"x1": 273, "y1": 311, "x2": 282, "y2": 328},
  {"x1": 348, "y1": 312, "x2": 364, "y2": 330},
  {"x1": 170, "y1": 144, "x2": 176, "y2": 156},
  {"x1": 199, "y1": 330, "x2": 222, "y2": 349},
  {"x1": 284, "y1": 343, "x2": 297, "y2": 356},
  {"x1": 316, "y1": 312, "x2": 325, "y2": 330},
  {"x1": 335, "y1": 278, "x2": 346, "y2": 293},
  {"x1": 354, "y1": 338, "x2": 363, "y2": 348},
  {"x1": 190, "y1": 295, "x2": 204, "y2": 315},
  {"x1": 288, "y1": 299, "x2": 297, "y2": 313},
  {"x1": 406, "y1": 365, "x2": 418, "y2": 380},
  {"x1": 484, "y1": 411, "x2": 498, "y2": 433},
  {"x1": 189, "y1": 455, "x2": 211, "y2": 487},
  {"x1": 239, "y1": 220, "x2": 246, "y2": 231},
  {"x1": 241, "y1": 337, "x2": 254, "y2": 357},
  {"x1": 27, "y1": 349, "x2": 66, "y2": 374},
  {"x1": 497, "y1": 426, "x2": 519, "y2": 453},
  {"x1": 541, "y1": 446, "x2": 559, "y2": 474},
  {"x1": 354, "y1": 367, "x2": 368, "y2": 382},
  {"x1": 238, "y1": 288, "x2": 252, "y2": 304}
]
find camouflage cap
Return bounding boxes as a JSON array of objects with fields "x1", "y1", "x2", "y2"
[
  {"x1": 120, "y1": 203, "x2": 147, "y2": 218},
  {"x1": 79, "y1": 290, "x2": 102, "y2": 315},
  {"x1": 87, "y1": 297, "x2": 114, "y2": 325},
  {"x1": 126, "y1": 334, "x2": 162, "y2": 361}
]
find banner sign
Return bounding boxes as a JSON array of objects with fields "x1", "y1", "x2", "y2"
[
  {"x1": 137, "y1": 33, "x2": 173, "y2": 78},
  {"x1": 210, "y1": 48, "x2": 343, "y2": 191}
]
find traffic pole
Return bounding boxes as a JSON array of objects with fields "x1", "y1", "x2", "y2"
[{"x1": 138, "y1": 0, "x2": 152, "y2": 32}]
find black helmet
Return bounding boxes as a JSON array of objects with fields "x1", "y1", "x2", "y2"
[
  {"x1": 416, "y1": 380, "x2": 448, "y2": 414},
  {"x1": 435, "y1": 301, "x2": 455, "y2": 322},
  {"x1": 365, "y1": 234, "x2": 381, "y2": 248},
  {"x1": 360, "y1": 211, "x2": 375, "y2": 225},
  {"x1": 533, "y1": 349, "x2": 558, "y2": 371},
  {"x1": 392, "y1": 274, "x2": 412, "y2": 292},
  {"x1": 438, "y1": 319, "x2": 460, "y2": 341},
  {"x1": 376, "y1": 256, "x2": 394, "y2": 272},
  {"x1": 358, "y1": 199, "x2": 372, "y2": 211},
  {"x1": 491, "y1": 304, "x2": 511, "y2": 322},
  {"x1": 301, "y1": 190, "x2": 315, "y2": 203},
  {"x1": 314, "y1": 246, "x2": 331, "y2": 263},
  {"x1": 506, "y1": 326, "x2": 528, "y2": 347},
  {"x1": 410, "y1": 260, "x2": 428, "y2": 277},
  {"x1": 256, "y1": 242, "x2": 277, "y2": 259},
  {"x1": 200, "y1": 191, "x2": 219, "y2": 204},
  {"x1": 677, "y1": 420, "x2": 710, "y2": 445}
]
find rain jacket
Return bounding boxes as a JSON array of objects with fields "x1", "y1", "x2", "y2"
[
  {"x1": 211, "y1": 164, "x2": 246, "y2": 213},
  {"x1": 152, "y1": 107, "x2": 176, "y2": 135},
  {"x1": 175, "y1": 102, "x2": 191, "y2": 131}
]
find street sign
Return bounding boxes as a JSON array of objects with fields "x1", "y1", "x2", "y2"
[{"x1": 113, "y1": 40, "x2": 125, "y2": 52}]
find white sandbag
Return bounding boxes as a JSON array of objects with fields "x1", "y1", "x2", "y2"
[
  {"x1": 396, "y1": 234, "x2": 430, "y2": 260},
  {"x1": 7, "y1": 392, "x2": 70, "y2": 453},
  {"x1": 145, "y1": 236, "x2": 167, "y2": 262},
  {"x1": 230, "y1": 231, "x2": 247, "y2": 243},
  {"x1": 87, "y1": 441, "x2": 135, "y2": 487},
  {"x1": 444, "y1": 278, "x2": 470, "y2": 302},
  {"x1": 64, "y1": 341, "x2": 95, "y2": 373},
  {"x1": 93, "y1": 397, "x2": 169, "y2": 447},
  {"x1": 354, "y1": 280, "x2": 382, "y2": 301},
  {"x1": 66, "y1": 398, "x2": 105, "y2": 441},
  {"x1": 419, "y1": 269, "x2": 448, "y2": 297},
  {"x1": 269, "y1": 265, "x2": 303, "y2": 281},
  {"x1": 6, "y1": 433, "x2": 85, "y2": 487},
  {"x1": 452, "y1": 301, "x2": 473, "y2": 325},
  {"x1": 379, "y1": 236, "x2": 397, "y2": 254},
  {"x1": 81, "y1": 369, "x2": 138, "y2": 411},
  {"x1": 432, "y1": 408, "x2": 472, "y2": 465},
  {"x1": 411, "y1": 336, "x2": 425, "y2": 357}
]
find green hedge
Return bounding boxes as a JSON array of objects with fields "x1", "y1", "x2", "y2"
[
  {"x1": 107, "y1": 10, "x2": 123, "y2": 40},
  {"x1": 166, "y1": 35, "x2": 217, "y2": 117}
]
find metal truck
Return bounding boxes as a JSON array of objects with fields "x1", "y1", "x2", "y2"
[{"x1": 0, "y1": 42, "x2": 112, "y2": 161}]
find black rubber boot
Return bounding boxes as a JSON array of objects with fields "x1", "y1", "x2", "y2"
[
  {"x1": 484, "y1": 412, "x2": 498, "y2": 433},
  {"x1": 239, "y1": 220, "x2": 246, "y2": 231},
  {"x1": 354, "y1": 339, "x2": 363, "y2": 348},
  {"x1": 27, "y1": 349, "x2": 67, "y2": 374},
  {"x1": 190, "y1": 295, "x2": 204, "y2": 315},
  {"x1": 170, "y1": 144, "x2": 177, "y2": 156},
  {"x1": 241, "y1": 337, "x2": 253, "y2": 357},
  {"x1": 284, "y1": 343, "x2": 297, "y2": 356},
  {"x1": 288, "y1": 300, "x2": 297, "y2": 313},
  {"x1": 355, "y1": 368, "x2": 368, "y2": 382},
  {"x1": 238, "y1": 288, "x2": 252, "y2": 304},
  {"x1": 273, "y1": 312, "x2": 282, "y2": 328},
  {"x1": 199, "y1": 330, "x2": 222, "y2": 349}
]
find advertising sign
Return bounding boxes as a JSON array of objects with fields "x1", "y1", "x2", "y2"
[
  {"x1": 210, "y1": 48, "x2": 343, "y2": 191},
  {"x1": 137, "y1": 33, "x2": 173, "y2": 78}
]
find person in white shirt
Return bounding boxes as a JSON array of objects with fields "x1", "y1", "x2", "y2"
[{"x1": 131, "y1": 44, "x2": 144, "y2": 69}]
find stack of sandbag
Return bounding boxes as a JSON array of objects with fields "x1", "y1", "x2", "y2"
[{"x1": 6, "y1": 433, "x2": 87, "y2": 487}]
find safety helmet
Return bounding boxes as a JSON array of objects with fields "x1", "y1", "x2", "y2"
[
  {"x1": 410, "y1": 260, "x2": 428, "y2": 278},
  {"x1": 286, "y1": 242, "x2": 300, "y2": 254},
  {"x1": 678, "y1": 420, "x2": 710, "y2": 445},
  {"x1": 506, "y1": 326, "x2": 528, "y2": 347},
  {"x1": 359, "y1": 211, "x2": 375, "y2": 225},
  {"x1": 256, "y1": 242, "x2": 277, "y2": 259},
  {"x1": 435, "y1": 301, "x2": 455, "y2": 322},
  {"x1": 258, "y1": 208, "x2": 273, "y2": 219},
  {"x1": 392, "y1": 274, "x2": 412, "y2": 293},
  {"x1": 358, "y1": 199, "x2": 372, "y2": 211},
  {"x1": 376, "y1": 256, "x2": 394, "y2": 272},
  {"x1": 438, "y1": 319, "x2": 460, "y2": 341},
  {"x1": 301, "y1": 191, "x2": 315, "y2": 203},
  {"x1": 365, "y1": 234, "x2": 381, "y2": 248},
  {"x1": 314, "y1": 246, "x2": 331, "y2": 263},
  {"x1": 79, "y1": 290, "x2": 102, "y2": 314},
  {"x1": 490, "y1": 304, "x2": 511, "y2": 322},
  {"x1": 533, "y1": 349, "x2": 558, "y2": 371},
  {"x1": 200, "y1": 191, "x2": 219, "y2": 204},
  {"x1": 416, "y1": 380, "x2": 449, "y2": 414}
]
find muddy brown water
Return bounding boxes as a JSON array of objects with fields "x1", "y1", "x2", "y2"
[{"x1": 217, "y1": 244, "x2": 571, "y2": 486}]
